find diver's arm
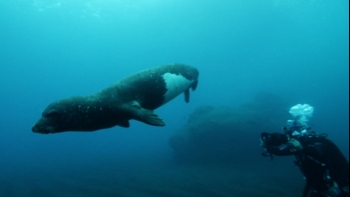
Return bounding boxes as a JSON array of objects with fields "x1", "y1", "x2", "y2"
[
  {"x1": 266, "y1": 138, "x2": 303, "y2": 156},
  {"x1": 266, "y1": 144, "x2": 296, "y2": 156}
]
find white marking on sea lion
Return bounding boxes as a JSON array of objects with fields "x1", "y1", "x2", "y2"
[{"x1": 162, "y1": 73, "x2": 193, "y2": 104}]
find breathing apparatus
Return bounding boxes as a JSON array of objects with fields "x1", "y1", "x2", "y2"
[
  {"x1": 261, "y1": 104, "x2": 314, "y2": 159},
  {"x1": 287, "y1": 104, "x2": 314, "y2": 137}
]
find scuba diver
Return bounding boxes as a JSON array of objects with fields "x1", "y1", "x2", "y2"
[{"x1": 260, "y1": 104, "x2": 349, "y2": 197}]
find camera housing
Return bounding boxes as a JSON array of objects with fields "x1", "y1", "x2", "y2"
[{"x1": 261, "y1": 132, "x2": 288, "y2": 147}]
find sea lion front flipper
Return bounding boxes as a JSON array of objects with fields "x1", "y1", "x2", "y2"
[
  {"x1": 118, "y1": 120, "x2": 130, "y2": 128},
  {"x1": 129, "y1": 101, "x2": 166, "y2": 126},
  {"x1": 137, "y1": 109, "x2": 166, "y2": 126}
]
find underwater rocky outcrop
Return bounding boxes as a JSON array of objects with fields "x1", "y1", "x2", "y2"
[{"x1": 169, "y1": 92, "x2": 289, "y2": 164}]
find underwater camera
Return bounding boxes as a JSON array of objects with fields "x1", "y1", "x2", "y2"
[
  {"x1": 261, "y1": 132, "x2": 288, "y2": 147},
  {"x1": 261, "y1": 132, "x2": 288, "y2": 160}
]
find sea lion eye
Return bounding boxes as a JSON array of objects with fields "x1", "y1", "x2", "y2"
[{"x1": 45, "y1": 110, "x2": 59, "y2": 118}]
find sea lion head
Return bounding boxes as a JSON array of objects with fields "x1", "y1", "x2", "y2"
[{"x1": 32, "y1": 97, "x2": 86, "y2": 134}]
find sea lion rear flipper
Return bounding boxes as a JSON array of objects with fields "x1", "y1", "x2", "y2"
[
  {"x1": 184, "y1": 80, "x2": 198, "y2": 103},
  {"x1": 130, "y1": 101, "x2": 166, "y2": 126},
  {"x1": 191, "y1": 80, "x2": 198, "y2": 91},
  {"x1": 184, "y1": 89, "x2": 190, "y2": 103}
]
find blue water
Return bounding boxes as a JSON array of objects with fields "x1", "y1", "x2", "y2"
[{"x1": 0, "y1": 1, "x2": 348, "y2": 196}]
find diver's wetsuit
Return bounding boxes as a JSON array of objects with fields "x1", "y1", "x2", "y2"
[{"x1": 267, "y1": 134, "x2": 349, "y2": 197}]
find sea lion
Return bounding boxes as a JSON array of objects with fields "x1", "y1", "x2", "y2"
[{"x1": 32, "y1": 63, "x2": 199, "y2": 134}]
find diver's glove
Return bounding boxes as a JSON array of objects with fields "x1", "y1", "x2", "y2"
[
  {"x1": 287, "y1": 138, "x2": 303, "y2": 152},
  {"x1": 260, "y1": 139, "x2": 266, "y2": 148}
]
